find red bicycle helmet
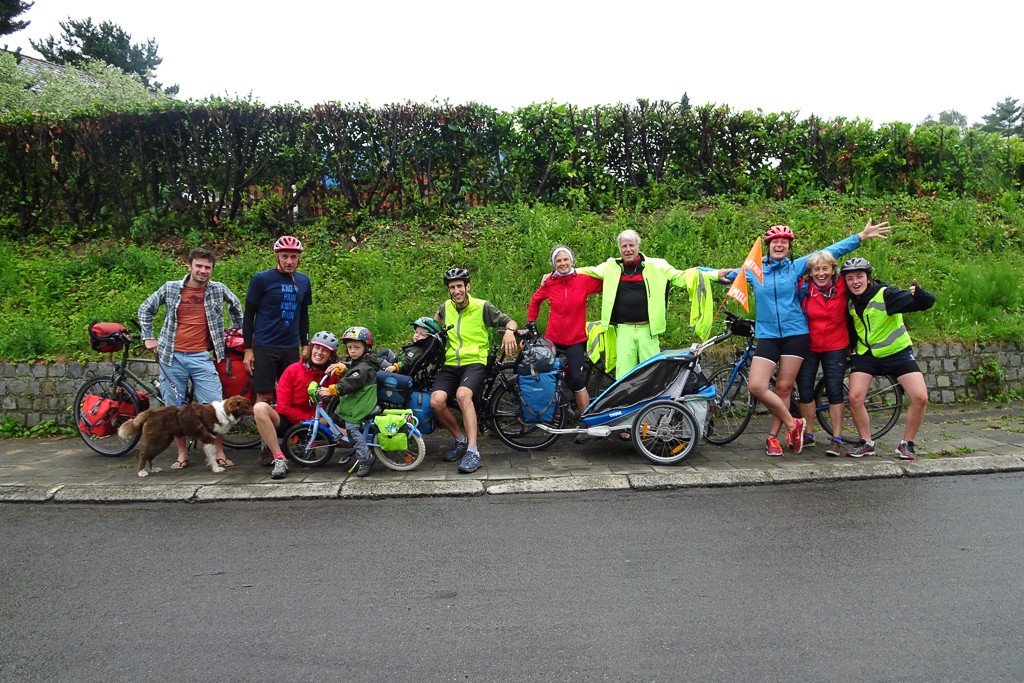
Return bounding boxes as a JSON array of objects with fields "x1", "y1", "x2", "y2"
[
  {"x1": 273, "y1": 235, "x2": 304, "y2": 252},
  {"x1": 764, "y1": 225, "x2": 795, "y2": 243}
]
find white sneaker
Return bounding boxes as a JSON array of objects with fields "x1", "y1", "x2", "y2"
[{"x1": 270, "y1": 457, "x2": 288, "y2": 479}]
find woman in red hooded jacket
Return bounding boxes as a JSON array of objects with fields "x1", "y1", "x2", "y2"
[
  {"x1": 527, "y1": 245, "x2": 602, "y2": 415},
  {"x1": 795, "y1": 251, "x2": 849, "y2": 456}
]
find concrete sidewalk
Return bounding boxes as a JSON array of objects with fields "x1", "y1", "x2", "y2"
[{"x1": 2, "y1": 401, "x2": 1024, "y2": 504}]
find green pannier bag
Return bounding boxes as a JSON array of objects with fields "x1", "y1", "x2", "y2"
[{"x1": 374, "y1": 409, "x2": 412, "y2": 451}]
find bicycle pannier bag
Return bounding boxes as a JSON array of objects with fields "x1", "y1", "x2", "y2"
[
  {"x1": 376, "y1": 370, "x2": 413, "y2": 405},
  {"x1": 683, "y1": 385, "x2": 716, "y2": 439},
  {"x1": 517, "y1": 338, "x2": 557, "y2": 375},
  {"x1": 78, "y1": 394, "x2": 120, "y2": 436},
  {"x1": 216, "y1": 329, "x2": 251, "y2": 399},
  {"x1": 518, "y1": 367, "x2": 560, "y2": 423},
  {"x1": 373, "y1": 409, "x2": 412, "y2": 451},
  {"x1": 407, "y1": 390, "x2": 433, "y2": 434},
  {"x1": 89, "y1": 322, "x2": 128, "y2": 352},
  {"x1": 118, "y1": 391, "x2": 150, "y2": 421}
]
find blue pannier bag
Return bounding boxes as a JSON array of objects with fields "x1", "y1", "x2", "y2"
[
  {"x1": 517, "y1": 361, "x2": 561, "y2": 424},
  {"x1": 376, "y1": 370, "x2": 413, "y2": 405},
  {"x1": 408, "y1": 390, "x2": 433, "y2": 434}
]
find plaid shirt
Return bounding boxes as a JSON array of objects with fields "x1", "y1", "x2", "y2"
[{"x1": 138, "y1": 275, "x2": 244, "y2": 367}]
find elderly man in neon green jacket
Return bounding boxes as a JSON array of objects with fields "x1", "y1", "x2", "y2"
[{"x1": 576, "y1": 229, "x2": 716, "y2": 380}]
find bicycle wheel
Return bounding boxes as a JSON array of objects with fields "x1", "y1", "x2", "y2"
[
  {"x1": 282, "y1": 422, "x2": 336, "y2": 467},
  {"x1": 487, "y1": 380, "x2": 566, "y2": 452},
  {"x1": 73, "y1": 375, "x2": 142, "y2": 457},
  {"x1": 585, "y1": 361, "x2": 615, "y2": 401},
  {"x1": 631, "y1": 399, "x2": 700, "y2": 465},
  {"x1": 371, "y1": 423, "x2": 426, "y2": 471},
  {"x1": 704, "y1": 366, "x2": 754, "y2": 445},
  {"x1": 815, "y1": 374, "x2": 904, "y2": 444},
  {"x1": 221, "y1": 415, "x2": 262, "y2": 450}
]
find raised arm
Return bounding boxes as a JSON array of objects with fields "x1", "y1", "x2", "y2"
[{"x1": 857, "y1": 218, "x2": 891, "y2": 242}]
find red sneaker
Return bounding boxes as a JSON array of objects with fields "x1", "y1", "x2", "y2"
[
  {"x1": 765, "y1": 436, "x2": 784, "y2": 456},
  {"x1": 787, "y1": 418, "x2": 805, "y2": 454}
]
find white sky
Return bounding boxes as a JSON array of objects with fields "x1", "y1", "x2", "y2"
[{"x1": 7, "y1": 0, "x2": 1021, "y2": 126}]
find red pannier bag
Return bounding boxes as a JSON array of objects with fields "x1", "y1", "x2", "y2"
[
  {"x1": 118, "y1": 391, "x2": 150, "y2": 420},
  {"x1": 78, "y1": 394, "x2": 120, "y2": 436},
  {"x1": 216, "y1": 329, "x2": 252, "y2": 399},
  {"x1": 89, "y1": 322, "x2": 128, "y2": 352}
]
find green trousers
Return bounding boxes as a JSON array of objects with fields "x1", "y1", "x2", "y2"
[{"x1": 614, "y1": 323, "x2": 660, "y2": 377}]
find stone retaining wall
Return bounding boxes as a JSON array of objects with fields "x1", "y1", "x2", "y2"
[
  {"x1": 2, "y1": 342, "x2": 1023, "y2": 428},
  {"x1": 2, "y1": 360, "x2": 161, "y2": 428}
]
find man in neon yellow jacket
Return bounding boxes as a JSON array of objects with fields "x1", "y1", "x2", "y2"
[{"x1": 576, "y1": 229, "x2": 715, "y2": 379}]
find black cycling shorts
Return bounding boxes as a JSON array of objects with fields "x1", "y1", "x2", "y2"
[
  {"x1": 555, "y1": 342, "x2": 587, "y2": 392},
  {"x1": 252, "y1": 346, "x2": 300, "y2": 394},
  {"x1": 431, "y1": 364, "x2": 488, "y2": 399},
  {"x1": 851, "y1": 347, "x2": 921, "y2": 378},
  {"x1": 753, "y1": 334, "x2": 810, "y2": 365}
]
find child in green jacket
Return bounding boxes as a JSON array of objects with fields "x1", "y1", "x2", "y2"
[{"x1": 321, "y1": 326, "x2": 381, "y2": 477}]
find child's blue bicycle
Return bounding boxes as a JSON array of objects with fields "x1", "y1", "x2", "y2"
[{"x1": 281, "y1": 374, "x2": 427, "y2": 471}]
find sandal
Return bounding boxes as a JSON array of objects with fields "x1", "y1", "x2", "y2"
[
  {"x1": 216, "y1": 458, "x2": 234, "y2": 468},
  {"x1": 619, "y1": 430, "x2": 632, "y2": 441},
  {"x1": 170, "y1": 459, "x2": 190, "y2": 469}
]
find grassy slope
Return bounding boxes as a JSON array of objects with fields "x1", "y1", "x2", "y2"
[{"x1": 1, "y1": 193, "x2": 1022, "y2": 363}]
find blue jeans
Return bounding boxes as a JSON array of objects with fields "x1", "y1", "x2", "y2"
[
  {"x1": 796, "y1": 349, "x2": 846, "y2": 405},
  {"x1": 160, "y1": 352, "x2": 222, "y2": 405},
  {"x1": 345, "y1": 420, "x2": 371, "y2": 463}
]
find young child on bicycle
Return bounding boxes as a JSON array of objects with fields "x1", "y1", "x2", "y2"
[
  {"x1": 385, "y1": 316, "x2": 443, "y2": 377},
  {"x1": 320, "y1": 326, "x2": 381, "y2": 477}
]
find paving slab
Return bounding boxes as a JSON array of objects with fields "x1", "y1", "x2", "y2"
[
  {"x1": 0, "y1": 484, "x2": 62, "y2": 502},
  {"x1": 901, "y1": 454, "x2": 1024, "y2": 477},
  {"x1": 193, "y1": 482, "x2": 341, "y2": 501},
  {"x1": 486, "y1": 474, "x2": 629, "y2": 495},
  {"x1": 341, "y1": 479, "x2": 483, "y2": 499},
  {"x1": 53, "y1": 484, "x2": 200, "y2": 503}
]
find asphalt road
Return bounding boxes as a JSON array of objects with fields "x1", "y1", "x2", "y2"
[{"x1": 3, "y1": 474, "x2": 1024, "y2": 682}]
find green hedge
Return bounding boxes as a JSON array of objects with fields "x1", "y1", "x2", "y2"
[{"x1": 1, "y1": 100, "x2": 1023, "y2": 238}]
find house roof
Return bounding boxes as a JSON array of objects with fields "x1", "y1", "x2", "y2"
[{"x1": 2, "y1": 48, "x2": 107, "y2": 90}]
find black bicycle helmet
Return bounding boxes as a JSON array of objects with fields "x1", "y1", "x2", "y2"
[
  {"x1": 840, "y1": 257, "x2": 873, "y2": 276},
  {"x1": 411, "y1": 316, "x2": 442, "y2": 335},
  {"x1": 443, "y1": 267, "x2": 470, "y2": 285}
]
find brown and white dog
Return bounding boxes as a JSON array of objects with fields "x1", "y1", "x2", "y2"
[{"x1": 117, "y1": 396, "x2": 254, "y2": 477}]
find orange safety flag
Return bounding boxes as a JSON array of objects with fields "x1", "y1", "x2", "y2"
[
  {"x1": 743, "y1": 238, "x2": 764, "y2": 285},
  {"x1": 727, "y1": 268, "x2": 750, "y2": 312}
]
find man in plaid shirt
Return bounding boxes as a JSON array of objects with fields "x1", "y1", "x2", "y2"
[{"x1": 137, "y1": 248, "x2": 244, "y2": 469}]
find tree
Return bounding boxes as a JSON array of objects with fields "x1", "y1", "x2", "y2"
[
  {"x1": 0, "y1": 0, "x2": 33, "y2": 37},
  {"x1": 29, "y1": 17, "x2": 178, "y2": 95},
  {"x1": 980, "y1": 97, "x2": 1022, "y2": 137},
  {"x1": 919, "y1": 109, "x2": 969, "y2": 132}
]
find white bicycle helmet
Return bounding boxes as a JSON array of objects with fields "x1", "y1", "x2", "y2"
[{"x1": 310, "y1": 330, "x2": 339, "y2": 351}]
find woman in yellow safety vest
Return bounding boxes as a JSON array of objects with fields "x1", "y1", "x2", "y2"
[{"x1": 841, "y1": 257, "x2": 935, "y2": 460}]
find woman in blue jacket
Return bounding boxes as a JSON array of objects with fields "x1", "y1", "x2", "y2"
[{"x1": 721, "y1": 219, "x2": 890, "y2": 456}]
